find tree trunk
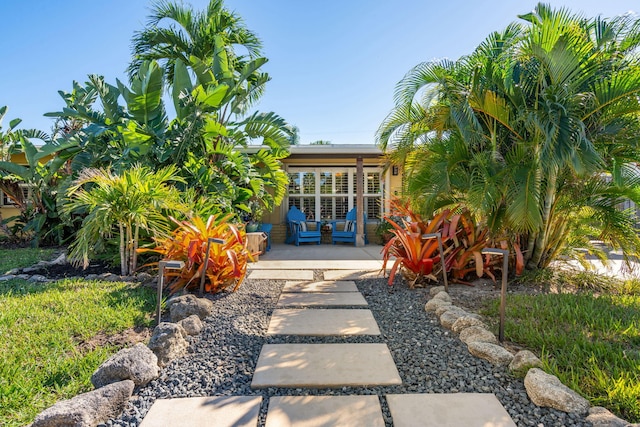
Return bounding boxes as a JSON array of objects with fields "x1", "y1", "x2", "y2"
[
  {"x1": 119, "y1": 222, "x2": 127, "y2": 276},
  {"x1": 131, "y1": 225, "x2": 140, "y2": 273},
  {"x1": 528, "y1": 169, "x2": 558, "y2": 268}
]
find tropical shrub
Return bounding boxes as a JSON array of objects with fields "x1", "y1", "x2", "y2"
[
  {"x1": 64, "y1": 165, "x2": 185, "y2": 275},
  {"x1": 377, "y1": 3, "x2": 640, "y2": 270},
  {"x1": 141, "y1": 214, "x2": 251, "y2": 294}
]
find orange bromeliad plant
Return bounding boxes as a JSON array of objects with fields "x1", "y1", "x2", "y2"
[{"x1": 141, "y1": 213, "x2": 253, "y2": 294}]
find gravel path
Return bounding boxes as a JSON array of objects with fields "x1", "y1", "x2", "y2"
[{"x1": 104, "y1": 272, "x2": 591, "y2": 427}]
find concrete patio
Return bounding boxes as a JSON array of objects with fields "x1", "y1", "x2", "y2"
[{"x1": 248, "y1": 243, "x2": 386, "y2": 270}]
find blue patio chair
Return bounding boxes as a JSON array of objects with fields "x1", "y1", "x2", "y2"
[
  {"x1": 286, "y1": 206, "x2": 321, "y2": 246},
  {"x1": 330, "y1": 207, "x2": 368, "y2": 246}
]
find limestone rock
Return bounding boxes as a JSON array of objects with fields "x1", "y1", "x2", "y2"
[
  {"x1": 168, "y1": 294, "x2": 214, "y2": 322},
  {"x1": 586, "y1": 406, "x2": 634, "y2": 427},
  {"x1": 424, "y1": 298, "x2": 451, "y2": 312},
  {"x1": 440, "y1": 309, "x2": 469, "y2": 330},
  {"x1": 0, "y1": 275, "x2": 17, "y2": 282},
  {"x1": 5, "y1": 268, "x2": 20, "y2": 275},
  {"x1": 432, "y1": 291, "x2": 452, "y2": 303},
  {"x1": 429, "y1": 286, "x2": 446, "y2": 297},
  {"x1": 28, "y1": 274, "x2": 48, "y2": 282},
  {"x1": 524, "y1": 368, "x2": 590, "y2": 415},
  {"x1": 459, "y1": 326, "x2": 498, "y2": 344},
  {"x1": 451, "y1": 316, "x2": 487, "y2": 333},
  {"x1": 435, "y1": 304, "x2": 465, "y2": 317},
  {"x1": 467, "y1": 341, "x2": 513, "y2": 365},
  {"x1": 509, "y1": 350, "x2": 542, "y2": 372},
  {"x1": 178, "y1": 314, "x2": 204, "y2": 335},
  {"x1": 50, "y1": 252, "x2": 67, "y2": 265},
  {"x1": 32, "y1": 379, "x2": 134, "y2": 427},
  {"x1": 148, "y1": 322, "x2": 189, "y2": 368},
  {"x1": 91, "y1": 343, "x2": 159, "y2": 388}
]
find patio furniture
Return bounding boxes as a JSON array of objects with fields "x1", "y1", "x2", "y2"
[
  {"x1": 330, "y1": 208, "x2": 368, "y2": 246},
  {"x1": 257, "y1": 223, "x2": 272, "y2": 251},
  {"x1": 286, "y1": 206, "x2": 321, "y2": 246}
]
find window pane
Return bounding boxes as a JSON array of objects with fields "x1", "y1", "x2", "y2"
[
  {"x1": 302, "y1": 172, "x2": 316, "y2": 194},
  {"x1": 320, "y1": 197, "x2": 333, "y2": 220},
  {"x1": 288, "y1": 173, "x2": 300, "y2": 194},
  {"x1": 366, "y1": 197, "x2": 381, "y2": 220},
  {"x1": 289, "y1": 197, "x2": 315, "y2": 220},
  {"x1": 335, "y1": 172, "x2": 348, "y2": 194},
  {"x1": 320, "y1": 172, "x2": 332, "y2": 194},
  {"x1": 367, "y1": 172, "x2": 380, "y2": 194},
  {"x1": 335, "y1": 197, "x2": 349, "y2": 220}
]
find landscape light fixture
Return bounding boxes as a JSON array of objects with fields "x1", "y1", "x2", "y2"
[
  {"x1": 421, "y1": 232, "x2": 448, "y2": 292},
  {"x1": 157, "y1": 260, "x2": 185, "y2": 325},
  {"x1": 199, "y1": 238, "x2": 226, "y2": 297},
  {"x1": 481, "y1": 248, "x2": 509, "y2": 342}
]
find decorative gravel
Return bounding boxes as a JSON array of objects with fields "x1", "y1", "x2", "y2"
[{"x1": 104, "y1": 273, "x2": 591, "y2": 427}]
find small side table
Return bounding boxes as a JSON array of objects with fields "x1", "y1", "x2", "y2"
[
  {"x1": 257, "y1": 223, "x2": 272, "y2": 251},
  {"x1": 320, "y1": 225, "x2": 332, "y2": 244}
]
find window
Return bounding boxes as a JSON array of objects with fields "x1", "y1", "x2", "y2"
[
  {"x1": 287, "y1": 168, "x2": 383, "y2": 221},
  {"x1": 1, "y1": 185, "x2": 31, "y2": 207}
]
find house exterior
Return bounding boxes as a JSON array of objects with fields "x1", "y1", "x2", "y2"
[{"x1": 262, "y1": 144, "x2": 402, "y2": 244}]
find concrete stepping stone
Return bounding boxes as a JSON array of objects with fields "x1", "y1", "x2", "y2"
[
  {"x1": 276, "y1": 292, "x2": 367, "y2": 307},
  {"x1": 249, "y1": 269, "x2": 313, "y2": 280},
  {"x1": 283, "y1": 280, "x2": 358, "y2": 293},
  {"x1": 266, "y1": 395, "x2": 385, "y2": 427},
  {"x1": 386, "y1": 393, "x2": 516, "y2": 427},
  {"x1": 251, "y1": 343, "x2": 402, "y2": 388},
  {"x1": 323, "y1": 270, "x2": 382, "y2": 281},
  {"x1": 139, "y1": 396, "x2": 261, "y2": 427},
  {"x1": 267, "y1": 309, "x2": 381, "y2": 336}
]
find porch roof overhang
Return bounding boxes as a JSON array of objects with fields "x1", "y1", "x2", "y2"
[{"x1": 287, "y1": 144, "x2": 382, "y2": 159}]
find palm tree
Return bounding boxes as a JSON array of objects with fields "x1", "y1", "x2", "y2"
[
  {"x1": 64, "y1": 165, "x2": 185, "y2": 275},
  {"x1": 377, "y1": 3, "x2": 640, "y2": 269}
]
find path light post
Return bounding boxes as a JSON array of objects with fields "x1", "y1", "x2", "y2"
[
  {"x1": 199, "y1": 238, "x2": 226, "y2": 297},
  {"x1": 157, "y1": 260, "x2": 185, "y2": 325},
  {"x1": 481, "y1": 248, "x2": 509, "y2": 342},
  {"x1": 422, "y1": 233, "x2": 448, "y2": 292}
]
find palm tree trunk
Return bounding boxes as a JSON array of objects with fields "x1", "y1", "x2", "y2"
[
  {"x1": 119, "y1": 222, "x2": 127, "y2": 276},
  {"x1": 132, "y1": 224, "x2": 140, "y2": 273},
  {"x1": 529, "y1": 169, "x2": 558, "y2": 268}
]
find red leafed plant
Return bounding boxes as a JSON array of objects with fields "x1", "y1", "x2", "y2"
[
  {"x1": 140, "y1": 213, "x2": 253, "y2": 294},
  {"x1": 381, "y1": 199, "x2": 453, "y2": 288},
  {"x1": 445, "y1": 210, "x2": 493, "y2": 282}
]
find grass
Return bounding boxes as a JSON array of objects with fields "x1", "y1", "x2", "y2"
[
  {"x1": 0, "y1": 247, "x2": 55, "y2": 273},
  {"x1": 482, "y1": 270, "x2": 640, "y2": 422},
  {"x1": 0, "y1": 277, "x2": 156, "y2": 427}
]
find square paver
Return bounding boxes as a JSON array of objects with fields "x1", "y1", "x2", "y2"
[
  {"x1": 139, "y1": 396, "x2": 262, "y2": 427},
  {"x1": 249, "y1": 270, "x2": 314, "y2": 280},
  {"x1": 386, "y1": 393, "x2": 516, "y2": 427},
  {"x1": 323, "y1": 270, "x2": 384, "y2": 280},
  {"x1": 276, "y1": 292, "x2": 367, "y2": 307},
  {"x1": 283, "y1": 280, "x2": 358, "y2": 293},
  {"x1": 251, "y1": 343, "x2": 402, "y2": 388},
  {"x1": 267, "y1": 309, "x2": 380, "y2": 336},
  {"x1": 266, "y1": 395, "x2": 385, "y2": 427}
]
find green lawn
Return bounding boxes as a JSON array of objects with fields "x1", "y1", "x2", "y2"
[
  {"x1": 0, "y1": 277, "x2": 155, "y2": 426},
  {"x1": 0, "y1": 247, "x2": 55, "y2": 273},
  {"x1": 482, "y1": 288, "x2": 640, "y2": 422}
]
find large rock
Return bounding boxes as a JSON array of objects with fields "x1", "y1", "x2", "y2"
[
  {"x1": 432, "y1": 291, "x2": 452, "y2": 303},
  {"x1": 435, "y1": 304, "x2": 466, "y2": 318},
  {"x1": 524, "y1": 368, "x2": 590, "y2": 415},
  {"x1": 440, "y1": 309, "x2": 470, "y2": 329},
  {"x1": 586, "y1": 406, "x2": 635, "y2": 427},
  {"x1": 459, "y1": 326, "x2": 498, "y2": 344},
  {"x1": 509, "y1": 350, "x2": 542, "y2": 372},
  {"x1": 178, "y1": 314, "x2": 204, "y2": 336},
  {"x1": 429, "y1": 286, "x2": 446, "y2": 297},
  {"x1": 168, "y1": 294, "x2": 214, "y2": 322},
  {"x1": 424, "y1": 298, "x2": 452, "y2": 312},
  {"x1": 467, "y1": 341, "x2": 514, "y2": 365},
  {"x1": 32, "y1": 380, "x2": 134, "y2": 427},
  {"x1": 91, "y1": 343, "x2": 159, "y2": 388},
  {"x1": 451, "y1": 316, "x2": 487, "y2": 333},
  {"x1": 148, "y1": 323, "x2": 189, "y2": 368}
]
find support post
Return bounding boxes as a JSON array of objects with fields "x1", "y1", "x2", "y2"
[
  {"x1": 481, "y1": 248, "x2": 509, "y2": 342},
  {"x1": 421, "y1": 233, "x2": 448, "y2": 292},
  {"x1": 356, "y1": 156, "x2": 365, "y2": 247},
  {"x1": 199, "y1": 238, "x2": 226, "y2": 297},
  {"x1": 156, "y1": 260, "x2": 185, "y2": 325}
]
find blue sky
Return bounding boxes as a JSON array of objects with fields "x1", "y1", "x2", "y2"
[{"x1": 1, "y1": 0, "x2": 637, "y2": 145}]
